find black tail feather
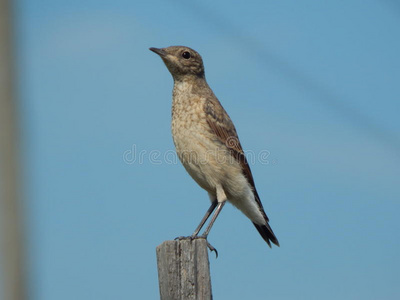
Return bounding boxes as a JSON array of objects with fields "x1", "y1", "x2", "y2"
[{"x1": 253, "y1": 222, "x2": 280, "y2": 247}]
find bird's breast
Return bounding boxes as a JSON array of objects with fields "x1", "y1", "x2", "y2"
[
  {"x1": 171, "y1": 94, "x2": 211, "y2": 164},
  {"x1": 171, "y1": 90, "x2": 217, "y2": 191}
]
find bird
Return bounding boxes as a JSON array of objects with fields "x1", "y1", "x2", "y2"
[{"x1": 150, "y1": 46, "x2": 279, "y2": 253}]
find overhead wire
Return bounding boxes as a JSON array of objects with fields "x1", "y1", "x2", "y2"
[{"x1": 171, "y1": 0, "x2": 400, "y2": 157}]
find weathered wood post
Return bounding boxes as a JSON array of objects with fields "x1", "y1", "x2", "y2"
[
  {"x1": 0, "y1": 0, "x2": 25, "y2": 299},
  {"x1": 156, "y1": 239, "x2": 213, "y2": 300}
]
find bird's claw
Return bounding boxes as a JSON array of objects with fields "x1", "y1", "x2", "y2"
[
  {"x1": 174, "y1": 235, "x2": 193, "y2": 241},
  {"x1": 205, "y1": 240, "x2": 218, "y2": 258},
  {"x1": 174, "y1": 235, "x2": 218, "y2": 258}
]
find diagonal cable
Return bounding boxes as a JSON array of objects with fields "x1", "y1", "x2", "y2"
[{"x1": 171, "y1": 0, "x2": 400, "y2": 156}]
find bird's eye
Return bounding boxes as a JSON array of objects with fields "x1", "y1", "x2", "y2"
[{"x1": 182, "y1": 51, "x2": 191, "y2": 59}]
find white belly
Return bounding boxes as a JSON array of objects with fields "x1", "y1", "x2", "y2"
[{"x1": 172, "y1": 125, "x2": 246, "y2": 195}]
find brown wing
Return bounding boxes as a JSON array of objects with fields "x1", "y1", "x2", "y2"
[
  {"x1": 204, "y1": 99, "x2": 280, "y2": 247},
  {"x1": 204, "y1": 98, "x2": 279, "y2": 247},
  {"x1": 203, "y1": 99, "x2": 266, "y2": 216}
]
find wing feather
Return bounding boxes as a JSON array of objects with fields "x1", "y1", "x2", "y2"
[
  {"x1": 204, "y1": 99, "x2": 280, "y2": 247},
  {"x1": 204, "y1": 100, "x2": 264, "y2": 214}
]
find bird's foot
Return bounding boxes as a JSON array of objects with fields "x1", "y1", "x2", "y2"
[
  {"x1": 174, "y1": 235, "x2": 218, "y2": 258},
  {"x1": 203, "y1": 238, "x2": 218, "y2": 258},
  {"x1": 174, "y1": 235, "x2": 193, "y2": 241}
]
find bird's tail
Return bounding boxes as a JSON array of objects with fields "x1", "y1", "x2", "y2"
[{"x1": 253, "y1": 222, "x2": 280, "y2": 248}]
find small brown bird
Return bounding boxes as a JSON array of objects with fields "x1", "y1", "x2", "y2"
[{"x1": 150, "y1": 46, "x2": 279, "y2": 251}]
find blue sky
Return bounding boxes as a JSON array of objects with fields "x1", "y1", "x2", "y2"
[{"x1": 8, "y1": 0, "x2": 400, "y2": 299}]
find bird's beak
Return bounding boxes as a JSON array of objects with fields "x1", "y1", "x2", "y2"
[{"x1": 149, "y1": 47, "x2": 167, "y2": 57}]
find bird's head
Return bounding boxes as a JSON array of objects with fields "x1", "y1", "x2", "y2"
[{"x1": 150, "y1": 46, "x2": 205, "y2": 80}]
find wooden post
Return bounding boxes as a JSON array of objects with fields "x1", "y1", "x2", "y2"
[
  {"x1": 0, "y1": 0, "x2": 25, "y2": 299},
  {"x1": 156, "y1": 239, "x2": 213, "y2": 300}
]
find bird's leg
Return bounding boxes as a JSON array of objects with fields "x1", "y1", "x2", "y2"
[
  {"x1": 174, "y1": 200, "x2": 217, "y2": 241},
  {"x1": 199, "y1": 201, "x2": 226, "y2": 239},
  {"x1": 191, "y1": 200, "x2": 218, "y2": 238},
  {"x1": 197, "y1": 185, "x2": 227, "y2": 256},
  {"x1": 176, "y1": 185, "x2": 227, "y2": 257},
  {"x1": 199, "y1": 201, "x2": 226, "y2": 258}
]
